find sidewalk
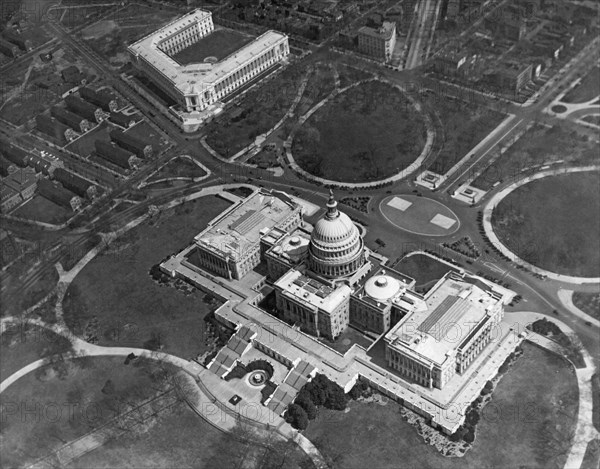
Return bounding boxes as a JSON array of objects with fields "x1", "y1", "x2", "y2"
[
  {"x1": 482, "y1": 165, "x2": 600, "y2": 284},
  {"x1": 557, "y1": 289, "x2": 600, "y2": 328},
  {"x1": 284, "y1": 78, "x2": 435, "y2": 189},
  {"x1": 505, "y1": 311, "x2": 599, "y2": 469}
]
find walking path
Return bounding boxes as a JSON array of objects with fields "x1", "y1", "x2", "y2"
[
  {"x1": 284, "y1": 78, "x2": 435, "y2": 188},
  {"x1": 558, "y1": 289, "x2": 600, "y2": 328},
  {"x1": 482, "y1": 165, "x2": 600, "y2": 284},
  {"x1": 200, "y1": 67, "x2": 313, "y2": 164},
  {"x1": 505, "y1": 311, "x2": 599, "y2": 469},
  {"x1": 1, "y1": 184, "x2": 328, "y2": 468}
]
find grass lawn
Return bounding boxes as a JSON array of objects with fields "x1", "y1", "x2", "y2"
[
  {"x1": 79, "y1": 5, "x2": 179, "y2": 69},
  {"x1": 424, "y1": 95, "x2": 506, "y2": 176},
  {"x1": 147, "y1": 157, "x2": 206, "y2": 183},
  {"x1": 582, "y1": 114, "x2": 600, "y2": 126},
  {"x1": 13, "y1": 196, "x2": 72, "y2": 224},
  {"x1": 472, "y1": 125, "x2": 598, "y2": 191},
  {"x1": 295, "y1": 62, "x2": 337, "y2": 116},
  {"x1": 492, "y1": 171, "x2": 600, "y2": 277},
  {"x1": 336, "y1": 63, "x2": 372, "y2": 89},
  {"x1": 60, "y1": 5, "x2": 113, "y2": 30},
  {"x1": 67, "y1": 404, "x2": 313, "y2": 468},
  {"x1": 582, "y1": 439, "x2": 600, "y2": 469},
  {"x1": 2, "y1": 260, "x2": 59, "y2": 316},
  {"x1": 1, "y1": 89, "x2": 62, "y2": 126},
  {"x1": 394, "y1": 253, "x2": 456, "y2": 292},
  {"x1": 0, "y1": 323, "x2": 72, "y2": 381},
  {"x1": 292, "y1": 80, "x2": 427, "y2": 182},
  {"x1": 0, "y1": 356, "x2": 176, "y2": 468},
  {"x1": 562, "y1": 67, "x2": 600, "y2": 104},
  {"x1": 593, "y1": 374, "x2": 600, "y2": 432},
  {"x1": 318, "y1": 327, "x2": 374, "y2": 354},
  {"x1": 205, "y1": 62, "x2": 306, "y2": 157},
  {"x1": 63, "y1": 196, "x2": 232, "y2": 358},
  {"x1": 572, "y1": 292, "x2": 600, "y2": 321},
  {"x1": 305, "y1": 343, "x2": 578, "y2": 469},
  {"x1": 172, "y1": 28, "x2": 254, "y2": 64},
  {"x1": 247, "y1": 148, "x2": 281, "y2": 168}
]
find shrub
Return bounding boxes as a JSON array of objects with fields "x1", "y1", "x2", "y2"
[
  {"x1": 349, "y1": 380, "x2": 369, "y2": 400},
  {"x1": 285, "y1": 403, "x2": 309, "y2": 430},
  {"x1": 295, "y1": 391, "x2": 317, "y2": 420}
]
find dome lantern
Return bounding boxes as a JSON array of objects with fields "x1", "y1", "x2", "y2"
[{"x1": 325, "y1": 189, "x2": 339, "y2": 220}]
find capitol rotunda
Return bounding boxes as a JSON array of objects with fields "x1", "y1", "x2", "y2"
[{"x1": 308, "y1": 191, "x2": 366, "y2": 279}]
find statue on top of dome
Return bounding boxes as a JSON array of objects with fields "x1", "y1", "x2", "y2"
[{"x1": 326, "y1": 189, "x2": 339, "y2": 220}]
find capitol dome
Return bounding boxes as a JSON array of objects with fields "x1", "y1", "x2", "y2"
[{"x1": 308, "y1": 191, "x2": 366, "y2": 279}]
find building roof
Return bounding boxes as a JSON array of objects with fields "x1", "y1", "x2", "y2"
[
  {"x1": 3, "y1": 167, "x2": 37, "y2": 193},
  {"x1": 128, "y1": 9, "x2": 287, "y2": 95},
  {"x1": 65, "y1": 95, "x2": 100, "y2": 118},
  {"x1": 94, "y1": 140, "x2": 136, "y2": 168},
  {"x1": 2, "y1": 144, "x2": 29, "y2": 167},
  {"x1": 385, "y1": 272, "x2": 503, "y2": 366},
  {"x1": 38, "y1": 179, "x2": 77, "y2": 207},
  {"x1": 51, "y1": 106, "x2": 87, "y2": 127},
  {"x1": 54, "y1": 168, "x2": 94, "y2": 196},
  {"x1": 268, "y1": 229, "x2": 311, "y2": 265},
  {"x1": 274, "y1": 269, "x2": 352, "y2": 315},
  {"x1": 195, "y1": 189, "x2": 299, "y2": 262},
  {"x1": 358, "y1": 21, "x2": 396, "y2": 41},
  {"x1": 0, "y1": 156, "x2": 15, "y2": 177},
  {"x1": 1, "y1": 182, "x2": 17, "y2": 199},
  {"x1": 109, "y1": 111, "x2": 136, "y2": 127},
  {"x1": 109, "y1": 129, "x2": 150, "y2": 151},
  {"x1": 79, "y1": 87, "x2": 116, "y2": 110}
]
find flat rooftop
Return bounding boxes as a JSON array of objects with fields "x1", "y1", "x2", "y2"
[
  {"x1": 195, "y1": 190, "x2": 298, "y2": 262},
  {"x1": 358, "y1": 21, "x2": 396, "y2": 41},
  {"x1": 274, "y1": 269, "x2": 352, "y2": 314},
  {"x1": 268, "y1": 229, "x2": 311, "y2": 265},
  {"x1": 386, "y1": 273, "x2": 502, "y2": 365},
  {"x1": 128, "y1": 9, "x2": 287, "y2": 95}
]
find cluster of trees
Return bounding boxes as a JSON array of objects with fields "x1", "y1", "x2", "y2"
[
  {"x1": 449, "y1": 402, "x2": 480, "y2": 444},
  {"x1": 528, "y1": 318, "x2": 561, "y2": 337},
  {"x1": 442, "y1": 236, "x2": 481, "y2": 259},
  {"x1": 285, "y1": 374, "x2": 348, "y2": 430},
  {"x1": 498, "y1": 346, "x2": 522, "y2": 374}
]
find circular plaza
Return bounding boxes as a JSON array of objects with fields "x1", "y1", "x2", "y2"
[
  {"x1": 379, "y1": 195, "x2": 460, "y2": 236},
  {"x1": 291, "y1": 80, "x2": 430, "y2": 184},
  {"x1": 488, "y1": 169, "x2": 600, "y2": 280}
]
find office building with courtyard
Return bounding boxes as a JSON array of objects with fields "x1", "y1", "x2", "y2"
[{"x1": 127, "y1": 9, "x2": 290, "y2": 131}]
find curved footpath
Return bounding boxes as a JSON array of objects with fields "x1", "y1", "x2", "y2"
[
  {"x1": 557, "y1": 289, "x2": 600, "y2": 328},
  {"x1": 284, "y1": 78, "x2": 435, "y2": 189},
  {"x1": 506, "y1": 311, "x2": 598, "y2": 469},
  {"x1": 482, "y1": 165, "x2": 600, "y2": 284},
  {"x1": 1, "y1": 183, "x2": 328, "y2": 469}
]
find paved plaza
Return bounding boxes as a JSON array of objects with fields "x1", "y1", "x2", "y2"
[{"x1": 380, "y1": 195, "x2": 460, "y2": 236}]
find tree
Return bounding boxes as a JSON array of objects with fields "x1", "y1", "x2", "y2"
[
  {"x1": 303, "y1": 380, "x2": 327, "y2": 407},
  {"x1": 285, "y1": 403, "x2": 308, "y2": 430},
  {"x1": 311, "y1": 374, "x2": 348, "y2": 411},
  {"x1": 295, "y1": 391, "x2": 317, "y2": 420},
  {"x1": 324, "y1": 383, "x2": 347, "y2": 411}
]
